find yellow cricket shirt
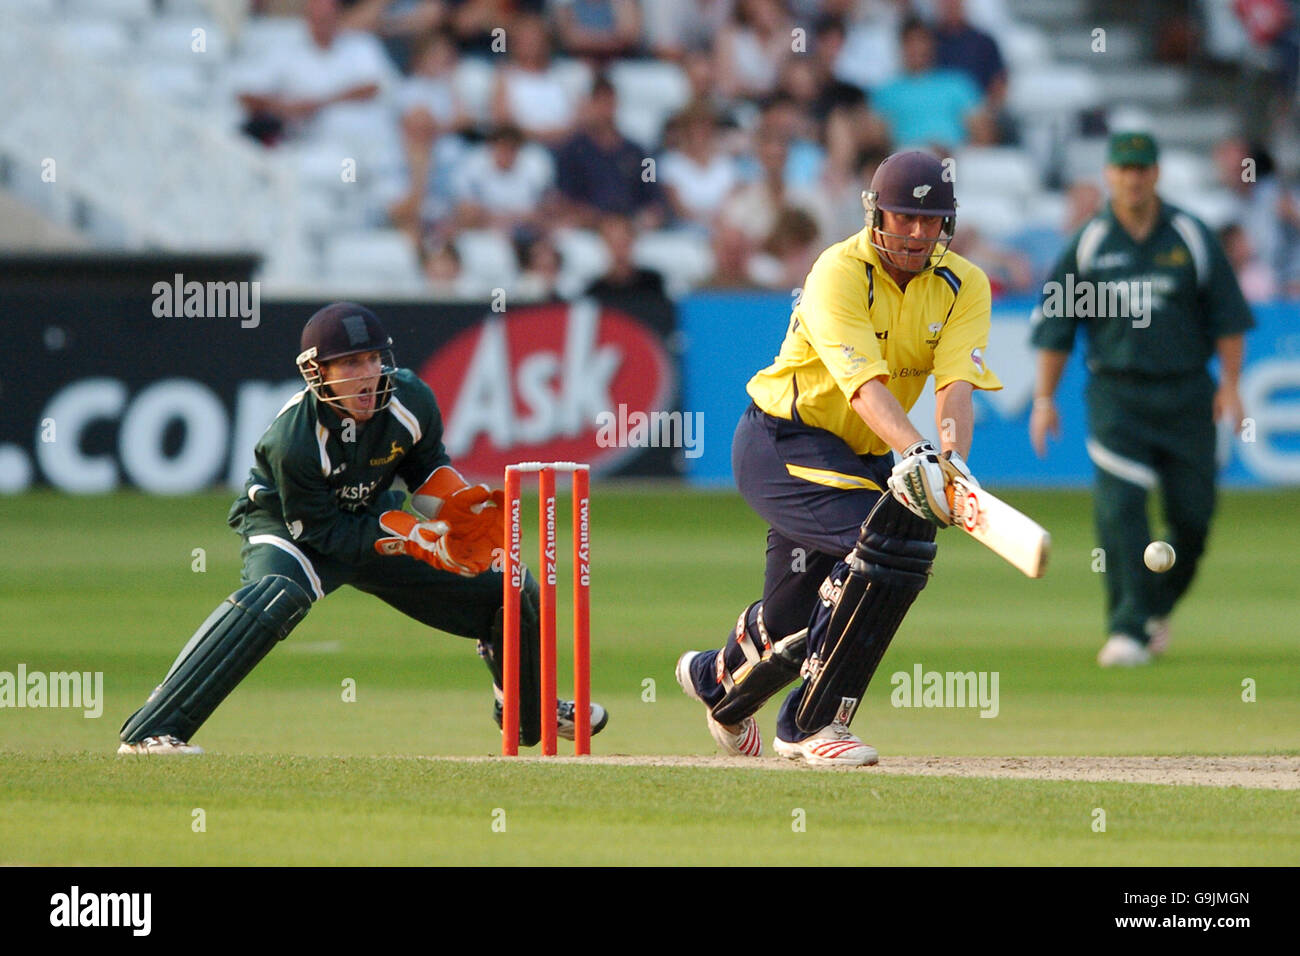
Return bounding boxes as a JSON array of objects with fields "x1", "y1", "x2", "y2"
[{"x1": 747, "y1": 228, "x2": 1003, "y2": 456}]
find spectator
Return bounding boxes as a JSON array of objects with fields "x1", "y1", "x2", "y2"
[
  {"x1": 237, "y1": 0, "x2": 400, "y2": 150},
  {"x1": 746, "y1": 93, "x2": 825, "y2": 189},
  {"x1": 1220, "y1": 222, "x2": 1280, "y2": 302},
  {"x1": 813, "y1": 120, "x2": 890, "y2": 242},
  {"x1": 834, "y1": 0, "x2": 908, "y2": 91},
  {"x1": 803, "y1": 15, "x2": 874, "y2": 122},
  {"x1": 420, "y1": 234, "x2": 473, "y2": 297},
  {"x1": 717, "y1": 0, "x2": 796, "y2": 101},
  {"x1": 642, "y1": 0, "x2": 735, "y2": 62},
  {"x1": 339, "y1": 0, "x2": 447, "y2": 69},
  {"x1": 720, "y1": 120, "x2": 824, "y2": 246},
  {"x1": 931, "y1": 0, "x2": 1005, "y2": 96},
  {"x1": 871, "y1": 17, "x2": 984, "y2": 152},
  {"x1": 659, "y1": 106, "x2": 742, "y2": 229},
  {"x1": 490, "y1": 13, "x2": 581, "y2": 147},
  {"x1": 552, "y1": 0, "x2": 642, "y2": 66},
  {"x1": 396, "y1": 29, "x2": 471, "y2": 137},
  {"x1": 948, "y1": 223, "x2": 1034, "y2": 295},
  {"x1": 450, "y1": 123, "x2": 555, "y2": 232},
  {"x1": 1214, "y1": 137, "x2": 1300, "y2": 295},
  {"x1": 515, "y1": 232, "x2": 563, "y2": 300},
  {"x1": 746, "y1": 206, "x2": 823, "y2": 289},
  {"x1": 585, "y1": 214, "x2": 667, "y2": 297},
  {"x1": 445, "y1": 0, "x2": 545, "y2": 56},
  {"x1": 553, "y1": 76, "x2": 666, "y2": 229}
]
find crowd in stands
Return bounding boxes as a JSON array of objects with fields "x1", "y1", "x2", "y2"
[{"x1": 227, "y1": 0, "x2": 1298, "y2": 299}]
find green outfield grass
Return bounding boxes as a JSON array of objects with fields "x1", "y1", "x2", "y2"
[{"x1": 1, "y1": 487, "x2": 1298, "y2": 865}]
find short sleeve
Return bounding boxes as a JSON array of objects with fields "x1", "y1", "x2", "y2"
[
  {"x1": 796, "y1": 253, "x2": 890, "y2": 400},
  {"x1": 933, "y1": 267, "x2": 1002, "y2": 391}
]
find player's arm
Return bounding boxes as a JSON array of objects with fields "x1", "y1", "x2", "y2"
[
  {"x1": 273, "y1": 449, "x2": 389, "y2": 565},
  {"x1": 1214, "y1": 334, "x2": 1246, "y2": 432},
  {"x1": 1028, "y1": 348, "x2": 1069, "y2": 457},
  {"x1": 935, "y1": 380, "x2": 974, "y2": 458}
]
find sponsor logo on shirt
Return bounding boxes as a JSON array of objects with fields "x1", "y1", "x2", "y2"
[
  {"x1": 971, "y1": 348, "x2": 986, "y2": 374},
  {"x1": 369, "y1": 440, "x2": 405, "y2": 467},
  {"x1": 1154, "y1": 246, "x2": 1189, "y2": 267},
  {"x1": 1093, "y1": 252, "x2": 1130, "y2": 269},
  {"x1": 837, "y1": 343, "x2": 870, "y2": 373}
]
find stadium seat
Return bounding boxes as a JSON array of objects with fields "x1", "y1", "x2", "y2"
[
  {"x1": 52, "y1": 20, "x2": 133, "y2": 61},
  {"x1": 550, "y1": 58, "x2": 594, "y2": 106},
  {"x1": 132, "y1": 61, "x2": 209, "y2": 108},
  {"x1": 948, "y1": 194, "x2": 1024, "y2": 240},
  {"x1": 1157, "y1": 149, "x2": 1213, "y2": 196},
  {"x1": 64, "y1": 0, "x2": 153, "y2": 25},
  {"x1": 633, "y1": 230, "x2": 715, "y2": 298},
  {"x1": 608, "y1": 60, "x2": 690, "y2": 149},
  {"x1": 552, "y1": 227, "x2": 611, "y2": 296},
  {"x1": 235, "y1": 16, "x2": 306, "y2": 59},
  {"x1": 953, "y1": 147, "x2": 1041, "y2": 202},
  {"x1": 998, "y1": 23, "x2": 1051, "y2": 70},
  {"x1": 323, "y1": 229, "x2": 424, "y2": 292},
  {"x1": 0, "y1": 0, "x2": 58, "y2": 19},
  {"x1": 455, "y1": 229, "x2": 521, "y2": 294},
  {"x1": 140, "y1": 17, "x2": 231, "y2": 63},
  {"x1": 453, "y1": 58, "x2": 497, "y2": 125},
  {"x1": 1007, "y1": 65, "x2": 1101, "y2": 116}
]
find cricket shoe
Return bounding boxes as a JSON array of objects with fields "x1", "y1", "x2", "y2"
[
  {"x1": 557, "y1": 699, "x2": 609, "y2": 740},
  {"x1": 1097, "y1": 634, "x2": 1151, "y2": 667},
  {"x1": 117, "y1": 735, "x2": 203, "y2": 755},
  {"x1": 492, "y1": 700, "x2": 609, "y2": 739},
  {"x1": 773, "y1": 722, "x2": 878, "y2": 767},
  {"x1": 1145, "y1": 617, "x2": 1171, "y2": 657},
  {"x1": 675, "y1": 651, "x2": 762, "y2": 757}
]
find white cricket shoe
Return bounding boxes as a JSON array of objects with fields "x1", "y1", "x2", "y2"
[
  {"x1": 1145, "y1": 617, "x2": 1170, "y2": 657},
  {"x1": 676, "y1": 651, "x2": 762, "y2": 757},
  {"x1": 117, "y1": 735, "x2": 203, "y2": 755},
  {"x1": 1097, "y1": 634, "x2": 1151, "y2": 667},
  {"x1": 773, "y1": 722, "x2": 878, "y2": 767},
  {"x1": 557, "y1": 700, "x2": 609, "y2": 739}
]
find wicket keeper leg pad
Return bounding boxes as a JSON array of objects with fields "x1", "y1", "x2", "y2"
[
  {"x1": 484, "y1": 569, "x2": 543, "y2": 747},
  {"x1": 711, "y1": 602, "x2": 808, "y2": 726},
  {"x1": 119, "y1": 575, "x2": 311, "y2": 743},
  {"x1": 796, "y1": 497, "x2": 936, "y2": 733}
]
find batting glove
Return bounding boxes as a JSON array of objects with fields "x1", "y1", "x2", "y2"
[
  {"x1": 939, "y1": 449, "x2": 980, "y2": 490},
  {"x1": 887, "y1": 440, "x2": 953, "y2": 527}
]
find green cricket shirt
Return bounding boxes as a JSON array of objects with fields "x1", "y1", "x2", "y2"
[
  {"x1": 1030, "y1": 200, "x2": 1254, "y2": 374},
  {"x1": 228, "y1": 368, "x2": 451, "y2": 564}
]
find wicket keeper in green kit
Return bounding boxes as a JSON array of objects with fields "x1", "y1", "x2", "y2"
[
  {"x1": 118, "y1": 303, "x2": 607, "y2": 753},
  {"x1": 1030, "y1": 132, "x2": 1253, "y2": 667}
]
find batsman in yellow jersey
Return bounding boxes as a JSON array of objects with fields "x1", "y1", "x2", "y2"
[{"x1": 676, "y1": 151, "x2": 1003, "y2": 766}]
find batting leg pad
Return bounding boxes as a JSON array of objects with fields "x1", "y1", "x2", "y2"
[
  {"x1": 119, "y1": 575, "x2": 311, "y2": 744},
  {"x1": 484, "y1": 569, "x2": 543, "y2": 747},
  {"x1": 710, "y1": 602, "x2": 807, "y2": 726},
  {"x1": 795, "y1": 496, "x2": 937, "y2": 733}
]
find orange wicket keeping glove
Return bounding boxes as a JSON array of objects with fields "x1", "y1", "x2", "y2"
[{"x1": 374, "y1": 510, "x2": 485, "y2": 577}]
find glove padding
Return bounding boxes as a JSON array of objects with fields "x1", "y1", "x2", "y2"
[
  {"x1": 939, "y1": 449, "x2": 979, "y2": 489},
  {"x1": 412, "y1": 466, "x2": 504, "y2": 544},
  {"x1": 887, "y1": 440, "x2": 952, "y2": 527},
  {"x1": 374, "y1": 510, "x2": 490, "y2": 577}
]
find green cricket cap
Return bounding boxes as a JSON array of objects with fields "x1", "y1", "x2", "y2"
[{"x1": 1108, "y1": 131, "x2": 1158, "y2": 167}]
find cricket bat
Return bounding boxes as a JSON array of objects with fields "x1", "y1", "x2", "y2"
[{"x1": 946, "y1": 478, "x2": 1050, "y2": 578}]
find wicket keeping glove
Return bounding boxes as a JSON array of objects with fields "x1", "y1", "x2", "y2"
[
  {"x1": 375, "y1": 510, "x2": 489, "y2": 577},
  {"x1": 887, "y1": 440, "x2": 953, "y2": 527},
  {"x1": 411, "y1": 466, "x2": 504, "y2": 546}
]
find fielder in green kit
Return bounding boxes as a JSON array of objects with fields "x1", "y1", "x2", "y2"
[{"x1": 1029, "y1": 132, "x2": 1254, "y2": 667}]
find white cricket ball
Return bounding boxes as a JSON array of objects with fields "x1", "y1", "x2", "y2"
[{"x1": 1144, "y1": 541, "x2": 1176, "y2": 573}]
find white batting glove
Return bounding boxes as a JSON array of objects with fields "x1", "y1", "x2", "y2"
[
  {"x1": 940, "y1": 449, "x2": 980, "y2": 490},
  {"x1": 887, "y1": 440, "x2": 953, "y2": 527}
]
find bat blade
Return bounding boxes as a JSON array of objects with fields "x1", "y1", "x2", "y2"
[{"x1": 946, "y1": 479, "x2": 1050, "y2": 578}]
